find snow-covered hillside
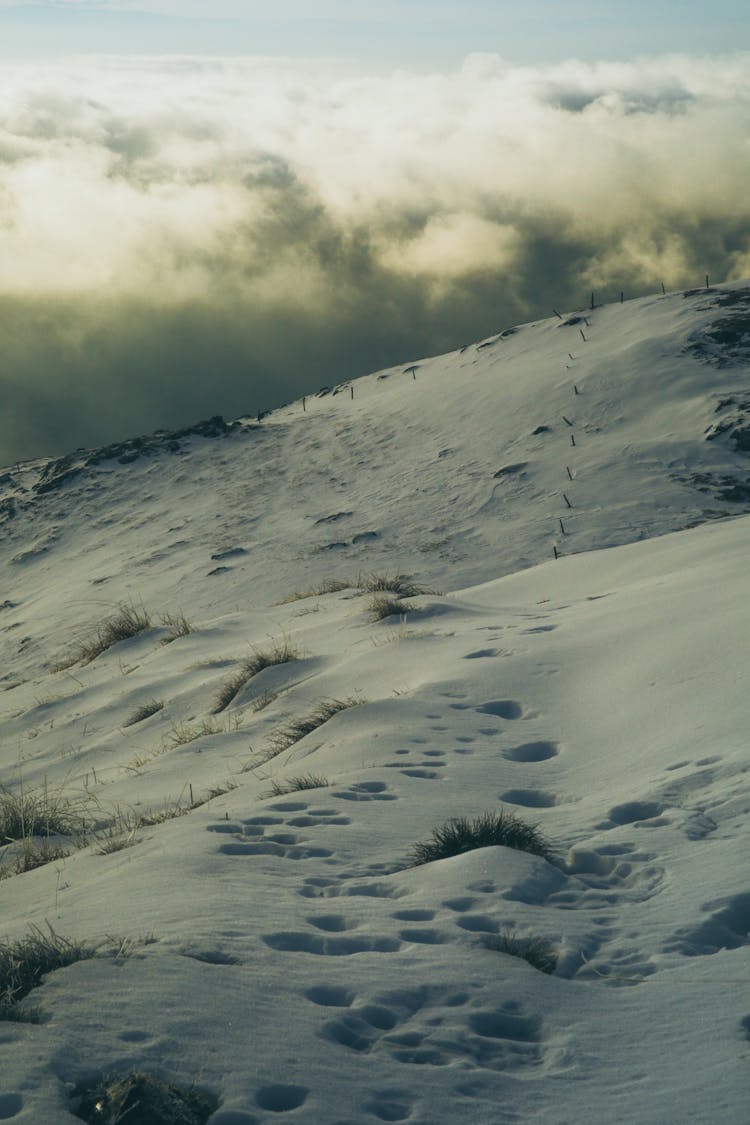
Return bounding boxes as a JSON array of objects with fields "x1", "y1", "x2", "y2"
[{"x1": 1, "y1": 282, "x2": 749, "y2": 1123}]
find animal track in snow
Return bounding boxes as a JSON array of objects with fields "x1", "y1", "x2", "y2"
[
  {"x1": 286, "y1": 814, "x2": 351, "y2": 827},
  {"x1": 502, "y1": 741, "x2": 559, "y2": 763},
  {"x1": 305, "y1": 984, "x2": 355, "y2": 1007},
  {"x1": 219, "y1": 838, "x2": 333, "y2": 860},
  {"x1": 398, "y1": 928, "x2": 449, "y2": 945},
  {"x1": 606, "y1": 801, "x2": 664, "y2": 826},
  {"x1": 210, "y1": 803, "x2": 351, "y2": 861},
  {"x1": 476, "y1": 700, "x2": 523, "y2": 720},
  {"x1": 442, "y1": 896, "x2": 477, "y2": 912},
  {"x1": 255, "y1": 1084, "x2": 309, "y2": 1112},
  {"x1": 262, "y1": 931, "x2": 402, "y2": 955},
  {"x1": 180, "y1": 948, "x2": 240, "y2": 966},
  {"x1": 454, "y1": 914, "x2": 500, "y2": 935},
  {"x1": 307, "y1": 913, "x2": 357, "y2": 932},
  {"x1": 556, "y1": 843, "x2": 665, "y2": 908},
  {"x1": 364, "y1": 1087, "x2": 416, "y2": 1122},
  {"x1": 299, "y1": 877, "x2": 403, "y2": 901},
  {"x1": 332, "y1": 781, "x2": 398, "y2": 802},
  {"x1": 0, "y1": 1094, "x2": 23, "y2": 1119},
  {"x1": 500, "y1": 788, "x2": 557, "y2": 808},
  {"x1": 322, "y1": 985, "x2": 547, "y2": 1072},
  {"x1": 665, "y1": 892, "x2": 750, "y2": 956},
  {"x1": 464, "y1": 648, "x2": 500, "y2": 659}
]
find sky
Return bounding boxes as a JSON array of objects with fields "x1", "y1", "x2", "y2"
[
  {"x1": 0, "y1": 2, "x2": 748, "y2": 63},
  {"x1": 0, "y1": 3, "x2": 749, "y2": 465}
]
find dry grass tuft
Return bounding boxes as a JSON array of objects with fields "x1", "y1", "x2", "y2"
[
  {"x1": 56, "y1": 603, "x2": 152, "y2": 668},
  {"x1": 263, "y1": 774, "x2": 330, "y2": 798},
  {"x1": 483, "y1": 929, "x2": 558, "y2": 974},
  {"x1": 213, "y1": 639, "x2": 299, "y2": 713},
  {"x1": 358, "y1": 572, "x2": 432, "y2": 597},
  {"x1": 252, "y1": 697, "x2": 363, "y2": 768},
  {"x1": 279, "y1": 578, "x2": 355, "y2": 603},
  {"x1": 408, "y1": 809, "x2": 554, "y2": 866},
  {"x1": 73, "y1": 1070, "x2": 217, "y2": 1125},
  {"x1": 367, "y1": 593, "x2": 415, "y2": 621},
  {"x1": 163, "y1": 715, "x2": 237, "y2": 748},
  {"x1": 0, "y1": 784, "x2": 83, "y2": 843},
  {"x1": 0, "y1": 925, "x2": 94, "y2": 1020},
  {"x1": 159, "y1": 612, "x2": 194, "y2": 644},
  {"x1": 124, "y1": 699, "x2": 164, "y2": 727}
]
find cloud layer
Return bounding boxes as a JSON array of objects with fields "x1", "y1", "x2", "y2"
[{"x1": 2, "y1": 52, "x2": 750, "y2": 465}]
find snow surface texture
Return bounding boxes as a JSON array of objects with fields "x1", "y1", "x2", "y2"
[{"x1": 1, "y1": 282, "x2": 749, "y2": 1122}]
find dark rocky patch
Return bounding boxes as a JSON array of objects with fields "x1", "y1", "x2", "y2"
[
  {"x1": 687, "y1": 288, "x2": 750, "y2": 367},
  {"x1": 33, "y1": 415, "x2": 246, "y2": 497}
]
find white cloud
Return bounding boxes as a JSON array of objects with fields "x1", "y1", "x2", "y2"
[
  {"x1": 0, "y1": 52, "x2": 747, "y2": 295},
  {"x1": 1, "y1": 51, "x2": 749, "y2": 463}
]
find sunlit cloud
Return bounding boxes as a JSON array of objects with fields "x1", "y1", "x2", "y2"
[{"x1": 1, "y1": 51, "x2": 750, "y2": 464}]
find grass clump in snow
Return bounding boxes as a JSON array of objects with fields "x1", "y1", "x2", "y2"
[
  {"x1": 124, "y1": 698, "x2": 164, "y2": 727},
  {"x1": 213, "y1": 639, "x2": 300, "y2": 713},
  {"x1": 483, "y1": 929, "x2": 558, "y2": 975},
  {"x1": 164, "y1": 715, "x2": 238, "y2": 748},
  {"x1": 57, "y1": 603, "x2": 152, "y2": 667},
  {"x1": 280, "y1": 577, "x2": 355, "y2": 603},
  {"x1": 280, "y1": 572, "x2": 437, "y2": 604},
  {"x1": 95, "y1": 828, "x2": 140, "y2": 856},
  {"x1": 120, "y1": 800, "x2": 191, "y2": 828},
  {"x1": 358, "y1": 572, "x2": 432, "y2": 597},
  {"x1": 263, "y1": 773, "x2": 330, "y2": 798},
  {"x1": 367, "y1": 593, "x2": 415, "y2": 621},
  {"x1": 73, "y1": 1070, "x2": 217, "y2": 1125},
  {"x1": 408, "y1": 810, "x2": 554, "y2": 866},
  {"x1": 260, "y1": 697, "x2": 363, "y2": 761},
  {"x1": 159, "y1": 612, "x2": 194, "y2": 644},
  {"x1": 0, "y1": 925, "x2": 94, "y2": 1020},
  {"x1": 0, "y1": 785, "x2": 88, "y2": 877},
  {"x1": 0, "y1": 784, "x2": 82, "y2": 843},
  {"x1": 1, "y1": 838, "x2": 71, "y2": 878}
]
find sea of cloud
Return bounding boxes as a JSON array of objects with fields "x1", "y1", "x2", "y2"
[{"x1": 1, "y1": 51, "x2": 749, "y2": 464}]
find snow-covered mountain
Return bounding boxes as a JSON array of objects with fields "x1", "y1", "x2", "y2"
[{"x1": 1, "y1": 282, "x2": 749, "y2": 1123}]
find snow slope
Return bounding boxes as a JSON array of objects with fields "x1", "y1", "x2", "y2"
[{"x1": 1, "y1": 282, "x2": 749, "y2": 1122}]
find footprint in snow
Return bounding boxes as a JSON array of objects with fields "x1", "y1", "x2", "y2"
[
  {"x1": 255, "y1": 1084, "x2": 309, "y2": 1112},
  {"x1": 0, "y1": 1094, "x2": 24, "y2": 1119},
  {"x1": 324, "y1": 986, "x2": 547, "y2": 1072},
  {"x1": 364, "y1": 1088, "x2": 417, "y2": 1122},
  {"x1": 299, "y1": 877, "x2": 403, "y2": 901},
  {"x1": 476, "y1": 700, "x2": 524, "y2": 720},
  {"x1": 209, "y1": 805, "x2": 351, "y2": 861},
  {"x1": 502, "y1": 741, "x2": 559, "y2": 763},
  {"x1": 332, "y1": 781, "x2": 397, "y2": 802},
  {"x1": 605, "y1": 800, "x2": 664, "y2": 826},
  {"x1": 557, "y1": 843, "x2": 665, "y2": 907},
  {"x1": 500, "y1": 788, "x2": 557, "y2": 808},
  {"x1": 262, "y1": 931, "x2": 401, "y2": 955},
  {"x1": 664, "y1": 891, "x2": 750, "y2": 956}
]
